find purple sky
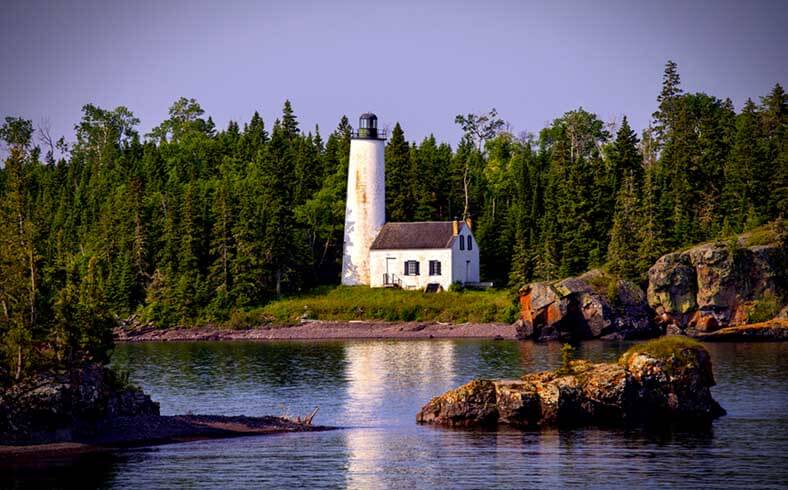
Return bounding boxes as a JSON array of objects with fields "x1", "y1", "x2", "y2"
[{"x1": 1, "y1": 0, "x2": 786, "y2": 148}]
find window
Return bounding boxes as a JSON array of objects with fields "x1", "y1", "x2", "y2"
[
  {"x1": 404, "y1": 260, "x2": 420, "y2": 276},
  {"x1": 429, "y1": 260, "x2": 442, "y2": 276},
  {"x1": 459, "y1": 235, "x2": 465, "y2": 250},
  {"x1": 467, "y1": 236, "x2": 473, "y2": 250}
]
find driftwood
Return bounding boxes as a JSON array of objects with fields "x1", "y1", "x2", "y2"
[{"x1": 283, "y1": 406, "x2": 319, "y2": 426}]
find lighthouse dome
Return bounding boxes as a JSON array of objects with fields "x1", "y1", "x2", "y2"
[{"x1": 356, "y1": 113, "x2": 382, "y2": 139}]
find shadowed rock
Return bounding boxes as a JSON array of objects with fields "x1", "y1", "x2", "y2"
[
  {"x1": 516, "y1": 270, "x2": 657, "y2": 341},
  {"x1": 1, "y1": 364, "x2": 329, "y2": 453}
]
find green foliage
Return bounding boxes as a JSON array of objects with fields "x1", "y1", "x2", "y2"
[
  {"x1": 620, "y1": 336, "x2": 705, "y2": 365},
  {"x1": 106, "y1": 366, "x2": 135, "y2": 391},
  {"x1": 558, "y1": 343, "x2": 576, "y2": 375},
  {"x1": 385, "y1": 123, "x2": 413, "y2": 221},
  {"x1": 748, "y1": 291, "x2": 782, "y2": 323},
  {"x1": 0, "y1": 59, "x2": 784, "y2": 372},
  {"x1": 254, "y1": 286, "x2": 514, "y2": 325},
  {"x1": 607, "y1": 174, "x2": 642, "y2": 281},
  {"x1": 741, "y1": 219, "x2": 786, "y2": 247}
]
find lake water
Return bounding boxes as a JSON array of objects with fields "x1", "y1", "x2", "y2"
[{"x1": 4, "y1": 340, "x2": 788, "y2": 489}]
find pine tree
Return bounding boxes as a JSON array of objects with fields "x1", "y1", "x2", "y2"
[
  {"x1": 722, "y1": 99, "x2": 759, "y2": 229},
  {"x1": 607, "y1": 116, "x2": 642, "y2": 196},
  {"x1": 107, "y1": 252, "x2": 136, "y2": 313},
  {"x1": 259, "y1": 122, "x2": 300, "y2": 296},
  {"x1": 652, "y1": 60, "x2": 683, "y2": 145},
  {"x1": 759, "y1": 84, "x2": 787, "y2": 218},
  {"x1": 240, "y1": 111, "x2": 268, "y2": 162},
  {"x1": 412, "y1": 136, "x2": 443, "y2": 221},
  {"x1": 281, "y1": 100, "x2": 300, "y2": 140},
  {"x1": 207, "y1": 169, "x2": 236, "y2": 316},
  {"x1": 637, "y1": 160, "x2": 669, "y2": 274},
  {"x1": 385, "y1": 123, "x2": 413, "y2": 221},
  {"x1": 607, "y1": 174, "x2": 641, "y2": 281},
  {"x1": 295, "y1": 117, "x2": 351, "y2": 284}
]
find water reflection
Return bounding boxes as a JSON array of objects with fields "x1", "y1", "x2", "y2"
[
  {"x1": 112, "y1": 341, "x2": 348, "y2": 418},
  {"x1": 341, "y1": 341, "x2": 457, "y2": 488},
  {"x1": 0, "y1": 452, "x2": 121, "y2": 489}
]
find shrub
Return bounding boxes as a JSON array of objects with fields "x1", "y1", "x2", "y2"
[
  {"x1": 558, "y1": 343, "x2": 576, "y2": 375},
  {"x1": 107, "y1": 366, "x2": 135, "y2": 390}
]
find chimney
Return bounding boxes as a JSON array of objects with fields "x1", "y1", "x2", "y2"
[
  {"x1": 464, "y1": 215, "x2": 473, "y2": 231},
  {"x1": 452, "y1": 219, "x2": 459, "y2": 236}
]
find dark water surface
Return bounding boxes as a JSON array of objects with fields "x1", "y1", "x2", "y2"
[{"x1": 4, "y1": 340, "x2": 788, "y2": 489}]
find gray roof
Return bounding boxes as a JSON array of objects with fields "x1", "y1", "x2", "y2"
[{"x1": 370, "y1": 222, "x2": 461, "y2": 250}]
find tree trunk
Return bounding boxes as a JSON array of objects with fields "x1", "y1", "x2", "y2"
[
  {"x1": 463, "y1": 164, "x2": 470, "y2": 218},
  {"x1": 318, "y1": 238, "x2": 331, "y2": 268},
  {"x1": 28, "y1": 248, "x2": 36, "y2": 325},
  {"x1": 15, "y1": 345, "x2": 22, "y2": 380}
]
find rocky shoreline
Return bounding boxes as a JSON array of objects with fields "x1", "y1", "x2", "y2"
[
  {"x1": 516, "y1": 238, "x2": 786, "y2": 342},
  {"x1": 0, "y1": 364, "x2": 328, "y2": 458},
  {"x1": 114, "y1": 317, "x2": 788, "y2": 344},
  {"x1": 696, "y1": 318, "x2": 788, "y2": 341},
  {"x1": 114, "y1": 320, "x2": 517, "y2": 342},
  {"x1": 0, "y1": 415, "x2": 329, "y2": 458}
]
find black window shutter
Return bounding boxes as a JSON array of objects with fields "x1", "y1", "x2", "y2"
[
  {"x1": 415, "y1": 261, "x2": 420, "y2": 276},
  {"x1": 404, "y1": 261, "x2": 408, "y2": 275}
]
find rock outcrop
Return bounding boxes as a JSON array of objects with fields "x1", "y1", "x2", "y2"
[
  {"x1": 417, "y1": 338, "x2": 725, "y2": 428},
  {"x1": 647, "y1": 241, "x2": 785, "y2": 335},
  {"x1": 0, "y1": 364, "x2": 159, "y2": 443},
  {"x1": 516, "y1": 270, "x2": 658, "y2": 341}
]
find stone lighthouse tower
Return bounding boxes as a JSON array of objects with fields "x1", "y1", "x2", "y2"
[{"x1": 342, "y1": 113, "x2": 386, "y2": 285}]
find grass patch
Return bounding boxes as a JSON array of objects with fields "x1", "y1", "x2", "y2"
[
  {"x1": 579, "y1": 270, "x2": 614, "y2": 293},
  {"x1": 578, "y1": 269, "x2": 621, "y2": 304},
  {"x1": 748, "y1": 291, "x2": 783, "y2": 323},
  {"x1": 243, "y1": 286, "x2": 517, "y2": 326},
  {"x1": 666, "y1": 220, "x2": 785, "y2": 254},
  {"x1": 619, "y1": 336, "x2": 705, "y2": 366},
  {"x1": 741, "y1": 219, "x2": 785, "y2": 247}
]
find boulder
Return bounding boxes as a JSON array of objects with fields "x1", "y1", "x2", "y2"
[
  {"x1": 416, "y1": 380, "x2": 498, "y2": 427},
  {"x1": 647, "y1": 242, "x2": 785, "y2": 335},
  {"x1": 0, "y1": 364, "x2": 159, "y2": 443},
  {"x1": 621, "y1": 341, "x2": 723, "y2": 419},
  {"x1": 516, "y1": 270, "x2": 658, "y2": 341},
  {"x1": 417, "y1": 338, "x2": 724, "y2": 428}
]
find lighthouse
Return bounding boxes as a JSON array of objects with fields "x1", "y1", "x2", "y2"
[{"x1": 341, "y1": 113, "x2": 386, "y2": 285}]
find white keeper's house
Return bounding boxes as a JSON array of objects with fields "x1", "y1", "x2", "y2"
[{"x1": 341, "y1": 112, "x2": 480, "y2": 291}]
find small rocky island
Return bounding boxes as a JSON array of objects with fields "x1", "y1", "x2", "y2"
[{"x1": 417, "y1": 337, "x2": 725, "y2": 428}]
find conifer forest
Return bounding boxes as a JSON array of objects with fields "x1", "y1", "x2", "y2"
[{"x1": 0, "y1": 61, "x2": 785, "y2": 378}]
